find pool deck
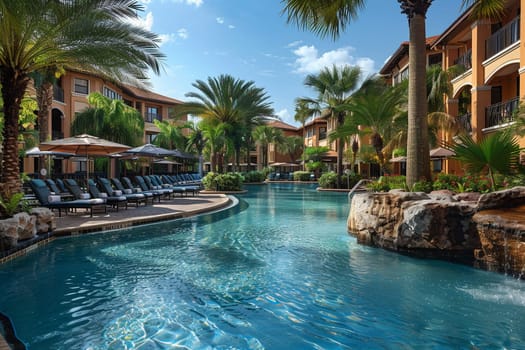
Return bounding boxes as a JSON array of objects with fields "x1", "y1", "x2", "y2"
[{"x1": 53, "y1": 193, "x2": 232, "y2": 236}]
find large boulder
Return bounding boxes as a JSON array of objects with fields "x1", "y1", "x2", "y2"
[
  {"x1": 14, "y1": 212, "x2": 37, "y2": 240},
  {"x1": 0, "y1": 218, "x2": 19, "y2": 251},
  {"x1": 348, "y1": 190, "x2": 480, "y2": 262},
  {"x1": 30, "y1": 207, "x2": 56, "y2": 234}
]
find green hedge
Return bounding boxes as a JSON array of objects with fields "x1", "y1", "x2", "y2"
[
  {"x1": 202, "y1": 172, "x2": 244, "y2": 191},
  {"x1": 293, "y1": 171, "x2": 311, "y2": 181},
  {"x1": 243, "y1": 170, "x2": 266, "y2": 183}
]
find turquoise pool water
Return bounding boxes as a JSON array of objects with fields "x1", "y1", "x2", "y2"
[{"x1": 1, "y1": 183, "x2": 524, "y2": 349}]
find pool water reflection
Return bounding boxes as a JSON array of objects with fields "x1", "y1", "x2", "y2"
[{"x1": 0, "y1": 183, "x2": 524, "y2": 349}]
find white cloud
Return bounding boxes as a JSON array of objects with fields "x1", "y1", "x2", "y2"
[
  {"x1": 292, "y1": 45, "x2": 375, "y2": 77},
  {"x1": 177, "y1": 28, "x2": 189, "y2": 39},
  {"x1": 216, "y1": 17, "x2": 224, "y2": 24},
  {"x1": 129, "y1": 11, "x2": 154, "y2": 31},
  {"x1": 276, "y1": 108, "x2": 297, "y2": 126},
  {"x1": 286, "y1": 40, "x2": 303, "y2": 48},
  {"x1": 228, "y1": 24, "x2": 235, "y2": 29},
  {"x1": 185, "y1": 0, "x2": 203, "y2": 6}
]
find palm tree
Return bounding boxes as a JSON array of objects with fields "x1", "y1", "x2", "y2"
[
  {"x1": 281, "y1": 0, "x2": 505, "y2": 188},
  {"x1": 294, "y1": 100, "x2": 313, "y2": 170},
  {"x1": 0, "y1": 0, "x2": 164, "y2": 196},
  {"x1": 298, "y1": 64, "x2": 361, "y2": 187},
  {"x1": 71, "y1": 93, "x2": 145, "y2": 147},
  {"x1": 175, "y1": 75, "x2": 273, "y2": 171},
  {"x1": 277, "y1": 136, "x2": 304, "y2": 163},
  {"x1": 184, "y1": 120, "x2": 207, "y2": 176},
  {"x1": 152, "y1": 119, "x2": 186, "y2": 151},
  {"x1": 451, "y1": 131, "x2": 521, "y2": 191},
  {"x1": 253, "y1": 125, "x2": 284, "y2": 168},
  {"x1": 200, "y1": 121, "x2": 226, "y2": 173}
]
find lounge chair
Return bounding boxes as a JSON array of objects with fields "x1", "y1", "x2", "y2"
[
  {"x1": 87, "y1": 179, "x2": 128, "y2": 211},
  {"x1": 164, "y1": 175, "x2": 199, "y2": 196},
  {"x1": 99, "y1": 177, "x2": 147, "y2": 207},
  {"x1": 29, "y1": 179, "x2": 106, "y2": 217},
  {"x1": 45, "y1": 179, "x2": 74, "y2": 200},
  {"x1": 131, "y1": 176, "x2": 162, "y2": 202},
  {"x1": 143, "y1": 175, "x2": 174, "y2": 199},
  {"x1": 117, "y1": 177, "x2": 156, "y2": 204}
]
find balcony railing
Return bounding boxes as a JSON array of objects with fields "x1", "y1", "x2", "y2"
[
  {"x1": 454, "y1": 49, "x2": 472, "y2": 70},
  {"x1": 53, "y1": 86, "x2": 64, "y2": 103},
  {"x1": 457, "y1": 112, "x2": 472, "y2": 133},
  {"x1": 486, "y1": 16, "x2": 520, "y2": 59},
  {"x1": 485, "y1": 97, "x2": 519, "y2": 128}
]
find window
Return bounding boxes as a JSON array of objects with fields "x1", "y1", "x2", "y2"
[
  {"x1": 428, "y1": 53, "x2": 442, "y2": 67},
  {"x1": 74, "y1": 78, "x2": 89, "y2": 94},
  {"x1": 103, "y1": 86, "x2": 122, "y2": 100},
  {"x1": 399, "y1": 67, "x2": 409, "y2": 82},
  {"x1": 146, "y1": 133, "x2": 158, "y2": 143},
  {"x1": 306, "y1": 128, "x2": 314, "y2": 138},
  {"x1": 319, "y1": 127, "x2": 327, "y2": 140},
  {"x1": 146, "y1": 106, "x2": 160, "y2": 122}
]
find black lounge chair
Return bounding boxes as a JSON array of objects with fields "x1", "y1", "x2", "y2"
[
  {"x1": 99, "y1": 177, "x2": 147, "y2": 207},
  {"x1": 128, "y1": 176, "x2": 162, "y2": 203},
  {"x1": 29, "y1": 179, "x2": 106, "y2": 217},
  {"x1": 116, "y1": 177, "x2": 155, "y2": 205},
  {"x1": 153, "y1": 175, "x2": 185, "y2": 197},
  {"x1": 164, "y1": 175, "x2": 200, "y2": 196},
  {"x1": 143, "y1": 175, "x2": 174, "y2": 199},
  {"x1": 87, "y1": 179, "x2": 127, "y2": 211},
  {"x1": 45, "y1": 179, "x2": 74, "y2": 200}
]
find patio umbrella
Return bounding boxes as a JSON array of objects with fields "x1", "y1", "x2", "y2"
[
  {"x1": 39, "y1": 134, "x2": 131, "y2": 182},
  {"x1": 123, "y1": 143, "x2": 179, "y2": 158},
  {"x1": 430, "y1": 147, "x2": 455, "y2": 159},
  {"x1": 25, "y1": 146, "x2": 75, "y2": 177}
]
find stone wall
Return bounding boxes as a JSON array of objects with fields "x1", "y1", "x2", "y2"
[{"x1": 348, "y1": 187, "x2": 525, "y2": 278}]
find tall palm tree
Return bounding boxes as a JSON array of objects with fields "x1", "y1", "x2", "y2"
[
  {"x1": 282, "y1": 0, "x2": 505, "y2": 188},
  {"x1": 0, "y1": 0, "x2": 164, "y2": 196},
  {"x1": 277, "y1": 136, "x2": 304, "y2": 163},
  {"x1": 200, "y1": 121, "x2": 226, "y2": 173},
  {"x1": 175, "y1": 74, "x2": 273, "y2": 171},
  {"x1": 152, "y1": 119, "x2": 186, "y2": 151},
  {"x1": 184, "y1": 120, "x2": 207, "y2": 176},
  {"x1": 298, "y1": 64, "x2": 361, "y2": 187},
  {"x1": 253, "y1": 125, "x2": 284, "y2": 168},
  {"x1": 70, "y1": 93, "x2": 144, "y2": 147}
]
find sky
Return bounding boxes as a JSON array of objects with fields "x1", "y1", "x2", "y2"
[{"x1": 137, "y1": 0, "x2": 466, "y2": 127}]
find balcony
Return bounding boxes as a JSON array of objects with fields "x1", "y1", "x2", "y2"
[
  {"x1": 485, "y1": 97, "x2": 519, "y2": 128},
  {"x1": 454, "y1": 49, "x2": 472, "y2": 70},
  {"x1": 486, "y1": 16, "x2": 520, "y2": 59},
  {"x1": 457, "y1": 112, "x2": 472, "y2": 133}
]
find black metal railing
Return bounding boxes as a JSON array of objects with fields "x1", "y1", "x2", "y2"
[
  {"x1": 457, "y1": 112, "x2": 472, "y2": 133},
  {"x1": 485, "y1": 97, "x2": 519, "y2": 128},
  {"x1": 486, "y1": 16, "x2": 520, "y2": 59},
  {"x1": 53, "y1": 86, "x2": 64, "y2": 103},
  {"x1": 454, "y1": 49, "x2": 472, "y2": 70}
]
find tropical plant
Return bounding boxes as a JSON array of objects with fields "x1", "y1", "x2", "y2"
[
  {"x1": 243, "y1": 171, "x2": 266, "y2": 183},
  {"x1": 281, "y1": 0, "x2": 505, "y2": 188},
  {"x1": 277, "y1": 136, "x2": 304, "y2": 163},
  {"x1": 318, "y1": 172, "x2": 338, "y2": 188},
  {"x1": 293, "y1": 171, "x2": 312, "y2": 181},
  {"x1": 0, "y1": 192, "x2": 26, "y2": 218},
  {"x1": 153, "y1": 119, "x2": 186, "y2": 150},
  {"x1": 71, "y1": 93, "x2": 144, "y2": 147},
  {"x1": 253, "y1": 125, "x2": 284, "y2": 168},
  {"x1": 451, "y1": 131, "x2": 522, "y2": 191},
  {"x1": 298, "y1": 65, "x2": 362, "y2": 187},
  {"x1": 200, "y1": 121, "x2": 226, "y2": 173},
  {"x1": 0, "y1": 0, "x2": 164, "y2": 196},
  {"x1": 184, "y1": 120, "x2": 207, "y2": 176},
  {"x1": 175, "y1": 74, "x2": 273, "y2": 171}
]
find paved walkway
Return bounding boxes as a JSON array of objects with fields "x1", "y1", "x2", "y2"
[{"x1": 53, "y1": 193, "x2": 232, "y2": 236}]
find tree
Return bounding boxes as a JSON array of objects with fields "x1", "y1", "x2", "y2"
[
  {"x1": 184, "y1": 120, "x2": 207, "y2": 176},
  {"x1": 71, "y1": 93, "x2": 144, "y2": 147},
  {"x1": 200, "y1": 121, "x2": 226, "y2": 173},
  {"x1": 282, "y1": 0, "x2": 505, "y2": 188},
  {"x1": 451, "y1": 131, "x2": 521, "y2": 192},
  {"x1": 294, "y1": 100, "x2": 313, "y2": 170},
  {"x1": 0, "y1": 0, "x2": 164, "y2": 196},
  {"x1": 253, "y1": 125, "x2": 284, "y2": 168},
  {"x1": 298, "y1": 65, "x2": 361, "y2": 187},
  {"x1": 152, "y1": 119, "x2": 186, "y2": 151},
  {"x1": 278, "y1": 136, "x2": 304, "y2": 163},
  {"x1": 175, "y1": 74, "x2": 273, "y2": 171}
]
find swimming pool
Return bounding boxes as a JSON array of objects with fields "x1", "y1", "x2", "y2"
[{"x1": 1, "y1": 183, "x2": 524, "y2": 349}]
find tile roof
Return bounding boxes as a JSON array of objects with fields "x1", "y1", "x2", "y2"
[
  {"x1": 265, "y1": 119, "x2": 298, "y2": 131},
  {"x1": 122, "y1": 85, "x2": 184, "y2": 105},
  {"x1": 379, "y1": 35, "x2": 440, "y2": 75}
]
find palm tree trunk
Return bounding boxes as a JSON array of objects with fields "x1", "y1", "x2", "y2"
[
  {"x1": 406, "y1": 12, "x2": 431, "y2": 188},
  {"x1": 0, "y1": 68, "x2": 30, "y2": 197},
  {"x1": 336, "y1": 112, "x2": 345, "y2": 187},
  {"x1": 36, "y1": 82, "x2": 53, "y2": 143}
]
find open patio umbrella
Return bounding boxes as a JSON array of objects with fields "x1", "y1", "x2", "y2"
[
  {"x1": 39, "y1": 134, "x2": 131, "y2": 182},
  {"x1": 123, "y1": 144, "x2": 183, "y2": 174},
  {"x1": 25, "y1": 146, "x2": 75, "y2": 177},
  {"x1": 430, "y1": 147, "x2": 455, "y2": 159}
]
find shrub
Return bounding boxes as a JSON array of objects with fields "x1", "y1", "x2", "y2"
[
  {"x1": 0, "y1": 192, "x2": 26, "y2": 218},
  {"x1": 411, "y1": 180, "x2": 433, "y2": 193},
  {"x1": 293, "y1": 171, "x2": 311, "y2": 181},
  {"x1": 432, "y1": 173, "x2": 461, "y2": 191},
  {"x1": 341, "y1": 173, "x2": 362, "y2": 189},
  {"x1": 318, "y1": 172, "x2": 338, "y2": 188},
  {"x1": 367, "y1": 181, "x2": 390, "y2": 192},
  {"x1": 202, "y1": 172, "x2": 219, "y2": 191},
  {"x1": 216, "y1": 172, "x2": 244, "y2": 191},
  {"x1": 243, "y1": 171, "x2": 266, "y2": 183},
  {"x1": 380, "y1": 175, "x2": 407, "y2": 190}
]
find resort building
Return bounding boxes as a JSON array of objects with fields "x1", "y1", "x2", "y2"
[
  {"x1": 380, "y1": 0, "x2": 525, "y2": 176},
  {"x1": 23, "y1": 69, "x2": 184, "y2": 177}
]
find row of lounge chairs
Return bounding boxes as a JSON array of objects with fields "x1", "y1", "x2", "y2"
[{"x1": 29, "y1": 174, "x2": 203, "y2": 217}]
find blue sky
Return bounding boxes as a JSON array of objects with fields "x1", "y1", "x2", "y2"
[{"x1": 138, "y1": 0, "x2": 465, "y2": 126}]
